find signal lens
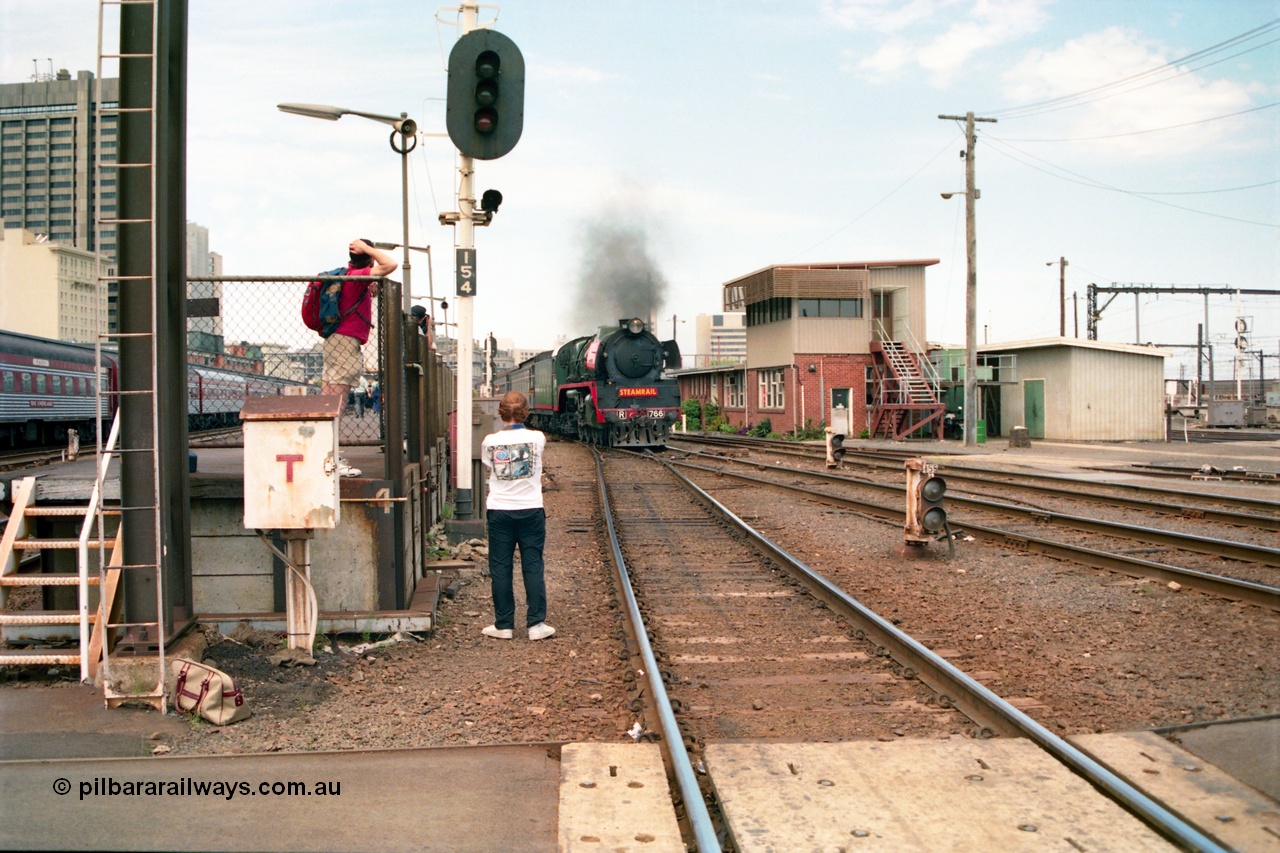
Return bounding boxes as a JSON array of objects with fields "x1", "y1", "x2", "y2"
[
  {"x1": 475, "y1": 79, "x2": 498, "y2": 107},
  {"x1": 921, "y1": 476, "x2": 946, "y2": 503},
  {"x1": 475, "y1": 108, "x2": 497, "y2": 133},
  {"x1": 922, "y1": 506, "x2": 947, "y2": 532},
  {"x1": 476, "y1": 51, "x2": 500, "y2": 79}
]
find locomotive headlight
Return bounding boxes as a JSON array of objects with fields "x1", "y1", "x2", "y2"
[{"x1": 626, "y1": 318, "x2": 645, "y2": 335}]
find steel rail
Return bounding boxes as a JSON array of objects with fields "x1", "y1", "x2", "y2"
[
  {"x1": 592, "y1": 450, "x2": 721, "y2": 853},
  {"x1": 669, "y1": 447, "x2": 1280, "y2": 566},
  {"x1": 649, "y1": 454, "x2": 1230, "y2": 853},
  {"x1": 667, "y1": 457, "x2": 1280, "y2": 611},
  {"x1": 670, "y1": 434, "x2": 1280, "y2": 521}
]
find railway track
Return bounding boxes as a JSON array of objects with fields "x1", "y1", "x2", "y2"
[
  {"x1": 659, "y1": 446, "x2": 1280, "y2": 610},
  {"x1": 670, "y1": 433, "x2": 1280, "y2": 518},
  {"x1": 594, "y1": 448, "x2": 1228, "y2": 852}
]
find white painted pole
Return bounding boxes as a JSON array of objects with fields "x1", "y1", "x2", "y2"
[{"x1": 455, "y1": 1, "x2": 479, "y2": 519}]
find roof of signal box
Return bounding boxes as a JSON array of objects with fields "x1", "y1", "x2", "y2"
[{"x1": 723, "y1": 260, "x2": 941, "y2": 310}]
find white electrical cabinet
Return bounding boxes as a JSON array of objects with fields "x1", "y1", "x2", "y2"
[{"x1": 241, "y1": 395, "x2": 344, "y2": 530}]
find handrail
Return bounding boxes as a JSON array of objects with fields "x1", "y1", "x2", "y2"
[
  {"x1": 874, "y1": 319, "x2": 943, "y2": 393},
  {"x1": 78, "y1": 411, "x2": 121, "y2": 683}
]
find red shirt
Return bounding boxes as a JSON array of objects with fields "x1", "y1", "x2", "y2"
[{"x1": 334, "y1": 265, "x2": 375, "y2": 343}]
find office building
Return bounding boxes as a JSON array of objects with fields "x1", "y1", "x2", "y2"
[
  {"x1": 695, "y1": 311, "x2": 746, "y2": 365},
  {"x1": 0, "y1": 223, "x2": 117, "y2": 342},
  {"x1": 1, "y1": 69, "x2": 118, "y2": 256}
]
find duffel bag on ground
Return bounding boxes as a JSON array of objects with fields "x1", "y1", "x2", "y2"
[{"x1": 170, "y1": 658, "x2": 251, "y2": 726}]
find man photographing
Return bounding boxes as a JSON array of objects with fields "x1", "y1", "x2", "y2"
[{"x1": 322, "y1": 238, "x2": 397, "y2": 476}]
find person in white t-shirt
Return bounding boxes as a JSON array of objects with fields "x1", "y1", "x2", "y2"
[{"x1": 479, "y1": 391, "x2": 554, "y2": 641}]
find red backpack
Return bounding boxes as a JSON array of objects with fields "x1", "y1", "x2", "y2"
[{"x1": 301, "y1": 267, "x2": 350, "y2": 337}]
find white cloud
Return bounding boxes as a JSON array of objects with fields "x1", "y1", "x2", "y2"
[
  {"x1": 832, "y1": 0, "x2": 1052, "y2": 83},
  {"x1": 1000, "y1": 27, "x2": 1261, "y2": 157}
]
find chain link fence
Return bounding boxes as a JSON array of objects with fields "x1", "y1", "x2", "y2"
[{"x1": 186, "y1": 275, "x2": 386, "y2": 444}]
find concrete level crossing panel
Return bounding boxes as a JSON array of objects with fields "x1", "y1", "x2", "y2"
[
  {"x1": 704, "y1": 739, "x2": 1173, "y2": 851},
  {"x1": 1071, "y1": 730, "x2": 1280, "y2": 853},
  {"x1": 558, "y1": 742, "x2": 683, "y2": 853}
]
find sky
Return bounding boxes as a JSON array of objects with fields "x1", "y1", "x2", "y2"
[{"x1": 3, "y1": 0, "x2": 1278, "y2": 383}]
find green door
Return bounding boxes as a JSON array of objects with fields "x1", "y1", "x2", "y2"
[{"x1": 1024, "y1": 379, "x2": 1045, "y2": 439}]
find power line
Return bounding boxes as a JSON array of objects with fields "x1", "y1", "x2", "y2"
[
  {"x1": 786, "y1": 132, "x2": 961, "y2": 259},
  {"x1": 984, "y1": 19, "x2": 1280, "y2": 120},
  {"x1": 981, "y1": 136, "x2": 1280, "y2": 228},
  {"x1": 990, "y1": 101, "x2": 1280, "y2": 142}
]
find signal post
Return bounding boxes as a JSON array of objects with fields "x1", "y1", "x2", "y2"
[
  {"x1": 904, "y1": 458, "x2": 949, "y2": 554},
  {"x1": 440, "y1": 2, "x2": 524, "y2": 520}
]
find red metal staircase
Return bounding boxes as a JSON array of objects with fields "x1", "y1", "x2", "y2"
[{"x1": 868, "y1": 340, "x2": 945, "y2": 440}]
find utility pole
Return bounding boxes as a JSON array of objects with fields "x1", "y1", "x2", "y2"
[
  {"x1": 1047, "y1": 257, "x2": 1067, "y2": 336},
  {"x1": 939, "y1": 111, "x2": 996, "y2": 447}
]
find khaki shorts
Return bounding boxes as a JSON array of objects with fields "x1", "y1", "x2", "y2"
[{"x1": 322, "y1": 333, "x2": 363, "y2": 387}]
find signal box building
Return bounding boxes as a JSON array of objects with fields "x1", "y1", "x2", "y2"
[
  {"x1": 977, "y1": 338, "x2": 1168, "y2": 441},
  {"x1": 675, "y1": 261, "x2": 943, "y2": 439}
]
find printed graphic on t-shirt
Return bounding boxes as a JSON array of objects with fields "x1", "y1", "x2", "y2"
[{"x1": 492, "y1": 443, "x2": 538, "y2": 480}]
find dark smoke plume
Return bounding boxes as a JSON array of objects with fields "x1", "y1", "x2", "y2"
[{"x1": 570, "y1": 218, "x2": 668, "y2": 333}]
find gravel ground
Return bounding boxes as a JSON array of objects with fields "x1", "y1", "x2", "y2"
[
  {"x1": 678, "y1": 457, "x2": 1278, "y2": 734},
  {"x1": 6, "y1": 436, "x2": 1274, "y2": 756},
  {"x1": 167, "y1": 440, "x2": 631, "y2": 755}
]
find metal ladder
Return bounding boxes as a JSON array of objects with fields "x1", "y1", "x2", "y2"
[
  {"x1": 93, "y1": 0, "x2": 166, "y2": 712},
  {"x1": 0, "y1": 418, "x2": 124, "y2": 682}
]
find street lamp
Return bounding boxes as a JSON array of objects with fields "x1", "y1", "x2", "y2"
[
  {"x1": 941, "y1": 188, "x2": 980, "y2": 447},
  {"x1": 280, "y1": 102, "x2": 419, "y2": 548},
  {"x1": 277, "y1": 102, "x2": 418, "y2": 315},
  {"x1": 1046, "y1": 257, "x2": 1068, "y2": 337}
]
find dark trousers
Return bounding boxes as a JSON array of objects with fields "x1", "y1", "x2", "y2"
[{"x1": 487, "y1": 508, "x2": 547, "y2": 629}]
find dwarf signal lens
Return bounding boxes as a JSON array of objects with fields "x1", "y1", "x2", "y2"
[{"x1": 921, "y1": 476, "x2": 946, "y2": 503}]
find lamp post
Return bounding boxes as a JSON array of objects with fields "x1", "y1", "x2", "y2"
[
  {"x1": 277, "y1": 103, "x2": 418, "y2": 314},
  {"x1": 941, "y1": 187, "x2": 979, "y2": 446},
  {"x1": 1046, "y1": 257, "x2": 1067, "y2": 337},
  {"x1": 280, "y1": 103, "x2": 418, "y2": 604}
]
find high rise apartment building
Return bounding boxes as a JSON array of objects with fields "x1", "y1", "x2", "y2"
[{"x1": 0, "y1": 69, "x2": 118, "y2": 256}]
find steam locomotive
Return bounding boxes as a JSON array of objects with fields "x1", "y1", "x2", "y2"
[{"x1": 495, "y1": 317, "x2": 681, "y2": 447}]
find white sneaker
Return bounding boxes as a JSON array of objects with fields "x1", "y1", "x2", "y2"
[
  {"x1": 528, "y1": 622, "x2": 556, "y2": 641},
  {"x1": 482, "y1": 625, "x2": 513, "y2": 639},
  {"x1": 337, "y1": 458, "x2": 361, "y2": 477}
]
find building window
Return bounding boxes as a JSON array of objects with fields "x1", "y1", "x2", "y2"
[
  {"x1": 746, "y1": 298, "x2": 792, "y2": 327},
  {"x1": 759, "y1": 368, "x2": 785, "y2": 409},
  {"x1": 798, "y1": 298, "x2": 863, "y2": 318},
  {"x1": 726, "y1": 371, "x2": 744, "y2": 408},
  {"x1": 866, "y1": 365, "x2": 876, "y2": 406},
  {"x1": 712, "y1": 315, "x2": 723, "y2": 327}
]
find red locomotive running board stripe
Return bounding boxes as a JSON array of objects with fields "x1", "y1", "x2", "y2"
[{"x1": 617, "y1": 387, "x2": 658, "y2": 397}]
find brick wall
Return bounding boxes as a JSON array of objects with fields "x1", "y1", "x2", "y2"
[
  {"x1": 679, "y1": 354, "x2": 874, "y2": 435},
  {"x1": 741, "y1": 354, "x2": 873, "y2": 434}
]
